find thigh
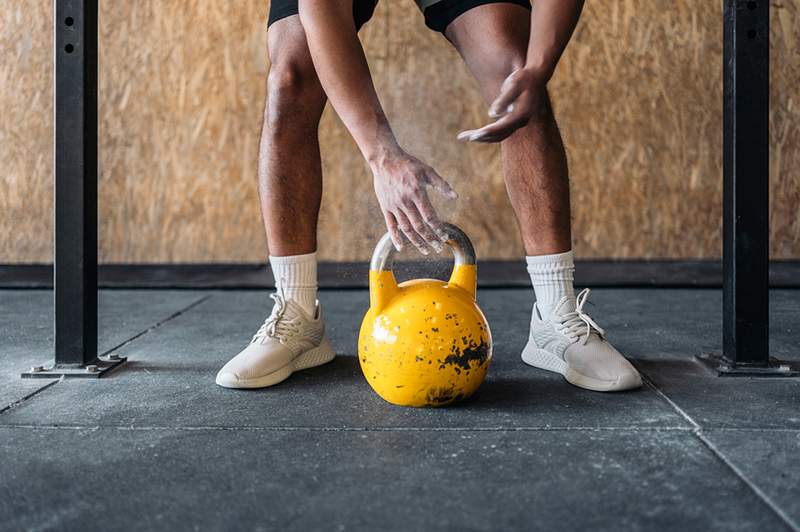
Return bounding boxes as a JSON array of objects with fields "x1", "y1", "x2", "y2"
[
  {"x1": 268, "y1": 0, "x2": 300, "y2": 28},
  {"x1": 268, "y1": 0, "x2": 379, "y2": 32},
  {"x1": 441, "y1": 2, "x2": 532, "y2": 101},
  {"x1": 266, "y1": 16, "x2": 328, "y2": 125},
  {"x1": 267, "y1": 12, "x2": 316, "y2": 68},
  {"x1": 421, "y1": 0, "x2": 529, "y2": 32}
]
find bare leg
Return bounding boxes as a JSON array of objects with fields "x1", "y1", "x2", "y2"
[
  {"x1": 260, "y1": 16, "x2": 328, "y2": 256},
  {"x1": 215, "y1": 17, "x2": 332, "y2": 390},
  {"x1": 445, "y1": 4, "x2": 572, "y2": 255},
  {"x1": 441, "y1": 5, "x2": 642, "y2": 393}
]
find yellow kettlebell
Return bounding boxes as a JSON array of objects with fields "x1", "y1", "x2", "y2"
[{"x1": 358, "y1": 223, "x2": 492, "y2": 407}]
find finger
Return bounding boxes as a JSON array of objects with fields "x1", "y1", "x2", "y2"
[
  {"x1": 489, "y1": 71, "x2": 526, "y2": 118},
  {"x1": 458, "y1": 125, "x2": 511, "y2": 143},
  {"x1": 457, "y1": 128, "x2": 482, "y2": 141},
  {"x1": 405, "y1": 201, "x2": 444, "y2": 253},
  {"x1": 457, "y1": 126, "x2": 514, "y2": 143},
  {"x1": 467, "y1": 131, "x2": 514, "y2": 143},
  {"x1": 414, "y1": 192, "x2": 448, "y2": 242},
  {"x1": 383, "y1": 211, "x2": 404, "y2": 251},
  {"x1": 395, "y1": 209, "x2": 429, "y2": 255},
  {"x1": 457, "y1": 113, "x2": 524, "y2": 143},
  {"x1": 425, "y1": 169, "x2": 458, "y2": 200},
  {"x1": 463, "y1": 112, "x2": 518, "y2": 138},
  {"x1": 461, "y1": 129, "x2": 507, "y2": 143}
]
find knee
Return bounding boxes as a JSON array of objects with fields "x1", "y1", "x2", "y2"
[
  {"x1": 482, "y1": 53, "x2": 554, "y2": 125},
  {"x1": 266, "y1": 57, "x2": 322, "y2": 130},
  {"x1": 479, "y1": 51, "x2": 527, "y2": 100},
  {"x1": 496, "y1": 53, "x2": 527, "y2": 84}
]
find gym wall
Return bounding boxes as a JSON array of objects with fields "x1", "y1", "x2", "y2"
[{"x1": 1, "y1": 0, "x2": 798, "y2": 263}]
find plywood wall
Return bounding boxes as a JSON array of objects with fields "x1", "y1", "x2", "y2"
[{"x1": 1, "y1": 0, "x2": 798, "y2": 263}]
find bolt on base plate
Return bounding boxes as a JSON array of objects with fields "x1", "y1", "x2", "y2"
[
  {"x1": 696, "y1": 352, "x2": 799, "y2": 377},
  {"x1": 21, "y1": 354, "x2": 127, "y2": 379}
]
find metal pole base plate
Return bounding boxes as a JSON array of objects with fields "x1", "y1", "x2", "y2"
[
  {"x1": 21, "y1": 354, "x2": 127, "y2": 379},
  {"x1": 696, "y1": 352, "x2": 798, "y2": 377}
]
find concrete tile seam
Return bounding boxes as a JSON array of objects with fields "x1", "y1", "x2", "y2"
[
  {"x1": 0, "y1": 295, "x2": 211, "y2": 419},
  {"x1": 636, "y1": 361, "x2": 799, "y2": 531},
  {"x1": 0, "y1": 424, "x2": 698, "y2": 433},
  {"x1": 633, "y1": 360, "x2": 701, "y2": 430},
  {"x1": 0, "y1": 379, "x2": 60, "y2": 417},
  {"x1": 5, "y1": 424, "x2": 798, "y2": 433},
  {"x1": 704, "y1": 428, "x2": 800, "y2": 433},
  {"x1": 693, "y1": 430, "x2": 800, "y2": 532},
  {"x1": 96, "y1": 294, "x2": 214, "y2": 359}
]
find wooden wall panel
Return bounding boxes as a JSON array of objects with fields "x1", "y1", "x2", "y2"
[
  {"x1": 1, "y1": 0, "x2": 798, "y2": 263},
  {"x1": 1, "y1": 1, "x2": 53, "y2": 262}
]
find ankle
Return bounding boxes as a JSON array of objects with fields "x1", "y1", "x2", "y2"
[
  {"x1": 527, "y1": 250, "x2": 575, "y2": 321},
  {"x1": 270, "y1": 252, "x2": 318, "y2": 316}
]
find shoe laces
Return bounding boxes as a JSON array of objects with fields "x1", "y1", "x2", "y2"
[
  {"x1": 252, "y1": 292, "x2": 302, "y2": 345},
  {"x1": 555, "y1": 288, "x2": 606, "y2": 345}
]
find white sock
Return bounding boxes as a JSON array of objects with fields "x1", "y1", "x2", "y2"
[
  {"x1": 526, "y1": 250, "x2": 575, "y2": 321},
  {"x1": 269, "y1": 252, "x2": 318, "y2": 316}
]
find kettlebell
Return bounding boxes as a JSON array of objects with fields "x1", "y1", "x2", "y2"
[{"x1": 358, "y1": 223, "x2": 492, "y2": 407}]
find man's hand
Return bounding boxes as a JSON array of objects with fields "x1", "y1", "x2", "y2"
[
  {"x1": 457, "y1": 68, "x2": 547, "y2": 144},
  {"x1": 371, "y1": 149, "x2": 458, "y2": 254},
  {"x1": 297, "y1": 1, "x2": 457, "y2": 253},
  {"x1": 457, "y1": 0, "x2": 584, "y2": 143}
]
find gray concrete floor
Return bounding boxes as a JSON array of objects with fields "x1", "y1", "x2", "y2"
[{"x1": 1, "y1": 288, "x2": 799, "y2": 531}]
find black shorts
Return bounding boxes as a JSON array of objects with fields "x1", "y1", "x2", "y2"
[{"x1": 267, "y1": 0, "x2": 531, "y2": 34}]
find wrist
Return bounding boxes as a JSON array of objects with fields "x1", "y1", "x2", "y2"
[
  {"x1": 521, "y1": 62, "x2": 553, "y2": 85},
  {"x1": 366, "y1": 140, "x2": 404, "y2": 170}
]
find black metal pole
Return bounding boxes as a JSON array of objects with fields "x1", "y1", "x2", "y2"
[
  {"x1": 53, "y1": 0, "x2": 98, "y2": 368},
  {"x1": 722, "y1": 0, "x2": 769, "y2": 367},
  {"x1": 22, "y1": 0, "x2": 125, "y2": 378},
  {"x1": 698, "y1": 1, "x2": 794, "y2": 376}
]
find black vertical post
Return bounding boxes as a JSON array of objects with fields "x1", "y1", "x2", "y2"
[
  {"x1": 722, "y1": 0, "x2": 769, "y2": 367},
  {"x1": 54, "y1": 0, "x2": 98, "y2": 367}
]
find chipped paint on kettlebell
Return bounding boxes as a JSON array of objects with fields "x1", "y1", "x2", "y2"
[{"x1": 358, "y1": 266, "x2": 493, "y2": 407}]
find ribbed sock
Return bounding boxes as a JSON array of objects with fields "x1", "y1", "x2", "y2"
[
  {"x1": 526, "y1": 250, "x2": 575, "y2": 321},
  {"x1": 269, "y1": 252, "x2": 318, "y2": 316}
]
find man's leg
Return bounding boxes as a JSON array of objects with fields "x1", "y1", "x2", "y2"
[
  {"x1": 260, "y1": 16, "x2": 326, "y2": 258},
  {"x1": 445, "y1": 4, "x2": 576, "y2": 322},
  {"x1": 445, "y1": 4, "x2": 571, "y2": 258},
  {"x1": 216, "y1": 14, "x2": 334, "y2": 389},
  {"x1": 445, "y1": 3, "x2": 641, "y2": 391}
]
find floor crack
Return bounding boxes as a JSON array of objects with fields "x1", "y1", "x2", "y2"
[
  {"x1": 0, "y1": 425, "x2": 697, "y2": 432},
  {"x1": 694, "y1": 430, "x2": 798, "y2": 531},
  {"x1": 636, "y1": 362, "x2": 799, "y2": 531},
  {"x1": 99, "y1": 294, "x2": 213, "y2": 358},
  {"x1": 0, "y1": 380, "x2": 60, "y2": 416},
  {"x1": 0, "y1": 294, "x2": 213, "y2": 418}
]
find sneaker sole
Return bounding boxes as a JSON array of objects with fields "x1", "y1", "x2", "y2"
[
  {"x1": 215, "y1": 337, "x2": 336, "y2": 389},
  {"x1": 521, "y1": 343, "x2": 642, "y2": 392}
]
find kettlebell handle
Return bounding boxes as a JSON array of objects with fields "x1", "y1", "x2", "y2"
[
  {"x1": 370, "y1": 223, "x2": 476, "y2": 272},
  {"x1": 369, "y1": 223, "x2": 477, "y2": 302}
]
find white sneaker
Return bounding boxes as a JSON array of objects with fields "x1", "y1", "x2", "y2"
[
  {"x1": 215, "y1": 294, "x2": 335, "y2": 389},
  {"x1": 521, "y1": 288, "x2": 642, "y2": 392}
]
